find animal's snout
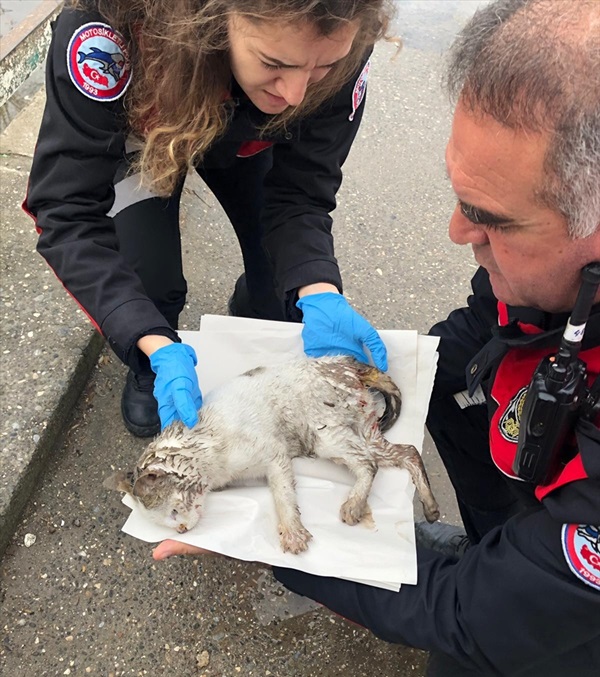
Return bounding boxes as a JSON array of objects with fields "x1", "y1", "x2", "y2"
[{"x1": 170, "y1": 508, "x2": 189, "y2": 533}]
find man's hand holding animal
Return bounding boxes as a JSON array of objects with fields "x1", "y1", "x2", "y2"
[
  {"x1": 297, "y1": 292, "x2": 388, "y2": 371},
  {"x1": 149, "y1": 343, "x2": 203, "y2": 430}
]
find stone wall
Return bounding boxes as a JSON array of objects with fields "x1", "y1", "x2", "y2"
[{"x1": 0, "y1": 1, "x2": 63, "y2": 108}]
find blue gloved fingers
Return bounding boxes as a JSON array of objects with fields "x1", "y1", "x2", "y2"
[
  {"x1": 302, "y1": 324, "x2": 369, "y2": 364},
  {"x1": 346, "y1": 314, "x2": 387, "y2": 368},
  {"x1": 297, "y1": 292, "x2": 387, "y2": 370},
  {"x1": 360, "y1": 327, "x2": 388, "y2": 371},
  {"x1": 157, "y1": 405, "x2": 177, "y2": 431},
  {"x1": 150, "y1": 342, "x2": 203, "y2": 430},
  {"x1": 172, "y1": 385, "x2": 199, "y2": 428}
]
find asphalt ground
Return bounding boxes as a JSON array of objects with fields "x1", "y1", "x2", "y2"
[{"x1": 0, "y1": 2, "x2": 489, "y2": 674}]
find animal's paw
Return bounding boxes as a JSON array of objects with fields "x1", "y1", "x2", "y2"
[
  {"x1": 424, "y1": 501, "x2": 441, "y2": 523},
  {"x1": 340, "y1": 497, "x2": 367, "y2": 526},
  {"x1": 279, "y1": 524, "x2": 313, "y2": 554}
]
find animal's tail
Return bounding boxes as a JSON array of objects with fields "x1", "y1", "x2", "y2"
[{"x1": 354, "y1": 363, "x2": 402, "y2": 432}]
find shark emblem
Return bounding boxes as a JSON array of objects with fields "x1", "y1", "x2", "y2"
[{"x1": 78, "y1": 46, "x2": 126, "y2": 83}]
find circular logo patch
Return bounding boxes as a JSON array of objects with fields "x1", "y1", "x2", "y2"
[
  {"x1": 562, "y1": 524, "x2": 600, "y2": 591},
  {"x1": 67, "y1": 22, "x2": 132, "y2": 102}
]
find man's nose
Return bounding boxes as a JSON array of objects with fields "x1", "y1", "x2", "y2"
[
  {"x1": 448, "y1": 205, "x2": 490, "y2": 246},
  {"x1": 275, "y1": 71, "x2": 313, "y2": 107}
]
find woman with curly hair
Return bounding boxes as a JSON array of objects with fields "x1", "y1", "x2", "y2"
[{"x1": 24, "y1": 0, "x2": 394, "y2": 437}]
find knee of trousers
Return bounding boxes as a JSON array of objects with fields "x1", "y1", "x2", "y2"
[
  {"x1": 427, "y1": 390, "x2": 489, "y2": 439},
  {"x1": 426, "y1": 394, "x2": 490, "y2": 472}
]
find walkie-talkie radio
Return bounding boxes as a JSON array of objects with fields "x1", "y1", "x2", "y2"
[{"x1": 514, "y1": 262, "x2": 600, "y2": 485}]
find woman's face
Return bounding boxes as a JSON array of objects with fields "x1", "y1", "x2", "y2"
[{"x1": 227, "y1": 14, "x2": 359, "y2": 114}]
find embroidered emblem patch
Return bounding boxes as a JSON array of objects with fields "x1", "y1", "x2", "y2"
[
  {"x1": 562, "y1": 524, "x2": 600, "y2": 591},
  {"x1": 67, "y1": 22, "x2": 131, "y2": 101},
  {"x1": 349, "y1": 59, "x2": 370, "y2": 121},
  {"x1": 498, "y1": 385, "x2": 528, "y2": 442}
]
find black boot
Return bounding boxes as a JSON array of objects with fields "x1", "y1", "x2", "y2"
[
  {"x1": 121, "y1": 369, "x2": 160, "y2": 438},
  {"x1": 227, "y1": 273, "x2": 259, "y2": 318},
  {"x1": 227, "y1": 273, "x2": 287, "y2": 320},
  {"x1": 415, "y1": 521, "x2": 472, "y2": 561}
]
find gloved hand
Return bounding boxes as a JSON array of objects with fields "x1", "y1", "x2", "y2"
[
  {"x1": 296, "y1": 292, "x2": 388, "y2": 371},
  {"x1": 149, "y1": 343, "x2": 203, "y2": 430}
]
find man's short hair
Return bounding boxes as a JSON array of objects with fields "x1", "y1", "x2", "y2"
[{"x1": 446, "y1": 0, "x2": 600, "y2": 239}]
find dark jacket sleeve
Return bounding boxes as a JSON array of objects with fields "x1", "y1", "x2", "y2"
[
  {"x1": 24, "y1": 7, "x2": 178, "y2": 370},
  {"x1": 273, "y1": 507, "x2": 600, "y2": 676},
  {"x1": 261, "y1": 55, "x2": 372, "y2": 295}
]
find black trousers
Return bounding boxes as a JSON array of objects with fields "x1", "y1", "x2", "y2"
[
  {"x1": 112, "y1": 149, "x2": 287, "y2": 339},
  {"x1": 424, "y1": 269, "x2": 530, "y2": 675}
]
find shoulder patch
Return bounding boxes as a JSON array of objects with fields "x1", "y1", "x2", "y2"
[
  {"x1": 66, "y1": 22, "x2": 132, "y2": 102},
  {"x1": 561, "y1": 524, "x2": 600, "y2": 591},
  {"x1": 349, "y1": 59, "x2": 370, "y2": 121}
]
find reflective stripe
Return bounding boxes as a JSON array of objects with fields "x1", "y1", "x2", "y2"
[
  {"x1": 124, "y1": 134, "x2": 144, "y2": 154},
  {"x1": 108, "y1": 172, "x2": 157, "y2": 217},
  {"x1": 453, "y1": 385, "x2": 486, "y2": 409}
]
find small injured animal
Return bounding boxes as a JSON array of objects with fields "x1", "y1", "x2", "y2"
[{"x1": 105, "y1": 356, "x2": 440, "y2": 553}]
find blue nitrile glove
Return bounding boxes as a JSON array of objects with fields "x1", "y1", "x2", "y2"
[
  {"x1": 149, "y1": 343, "x2": 203, "y2": 430},
  {"x1": 296, "y1": 292, "x2": 388, "y2": 371}
]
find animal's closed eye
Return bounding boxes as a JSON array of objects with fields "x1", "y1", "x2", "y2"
[{"x1": 170, "y1": 509, "x2": 179, "y2": 520}]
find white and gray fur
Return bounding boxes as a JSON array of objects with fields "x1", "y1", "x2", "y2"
[{"x1": 106, "y1": 356, "x2": 440, "y2": 553}]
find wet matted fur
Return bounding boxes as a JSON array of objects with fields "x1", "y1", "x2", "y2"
[{"x1": 106, "y1": 356, "x2": 439, "y2": 553}]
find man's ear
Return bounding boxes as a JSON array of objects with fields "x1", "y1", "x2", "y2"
[{"x1": 103, "y1": 470, "x2": 135, "y2": 495}]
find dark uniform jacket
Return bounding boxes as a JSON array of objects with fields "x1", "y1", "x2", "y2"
[
  {"x1": 274, "y1": 270, "x2": 600, "y2": 676},
  {"x1": 24, "y1": 5, "x2": 370, "y2": 370}
]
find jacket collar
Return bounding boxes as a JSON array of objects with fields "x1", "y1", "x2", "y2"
[{"x1": 467, "y1": 303, "x2": 600, "y2": 396}]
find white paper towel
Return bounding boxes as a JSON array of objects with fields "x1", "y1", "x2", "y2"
[{"x1": 119, "y1": 316, "x2": 439, "y2": 590}]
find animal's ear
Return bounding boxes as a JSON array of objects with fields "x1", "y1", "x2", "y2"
[
  {"x1": 103, "y1": 470, "x2": 135, "y2": 495},
  {"x1": 132, "y1": 468, "x2": 167, "y2": 499}
]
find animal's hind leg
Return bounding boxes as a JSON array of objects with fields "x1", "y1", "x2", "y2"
[
  {"x1": 337, "y1": 458, "x2": 377, "y2": 526},
  {"x1": 266, "y1": 454, "x2": 313, "y2": 554},
  {"x1": 378, "y1": 441, "x2": 440, "y2": 523}
]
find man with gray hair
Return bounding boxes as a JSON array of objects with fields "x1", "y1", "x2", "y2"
[
  {"x1": 155, "y1": 0, "x2": 600, "y2": 674},
  {"x1": 269, "y1": 0, "x2": 600, "y2": 674}
]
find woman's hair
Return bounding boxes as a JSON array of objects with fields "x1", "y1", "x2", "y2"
[{"x1": 71, "y1": 0, "x2": 394, "y2": 195}]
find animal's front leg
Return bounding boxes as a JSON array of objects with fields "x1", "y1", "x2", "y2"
[
  {"x1": 266, "y1": 456, "x2": 313, "y2": 554},
  {"x1": 338, "y1": 459, "x2": 377, "y2": 526}
]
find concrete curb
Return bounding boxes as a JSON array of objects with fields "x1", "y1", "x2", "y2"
[
  {"x1": 0, "y1": 1, "x2": 62, "y2": 110},
  {"x1": 0, "y1": 335, "x2": 105, "y2": 557},
  {"x1": 0, "y1": 4, "x2": 107, "y2": 558}
]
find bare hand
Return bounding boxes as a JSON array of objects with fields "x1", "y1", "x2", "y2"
[
  {"x1": 152, "y1": 539, "x2": 214, "y2": 560},
  {"x1": 152, "y1": 540, "x2": 271, "y2": 569}
]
